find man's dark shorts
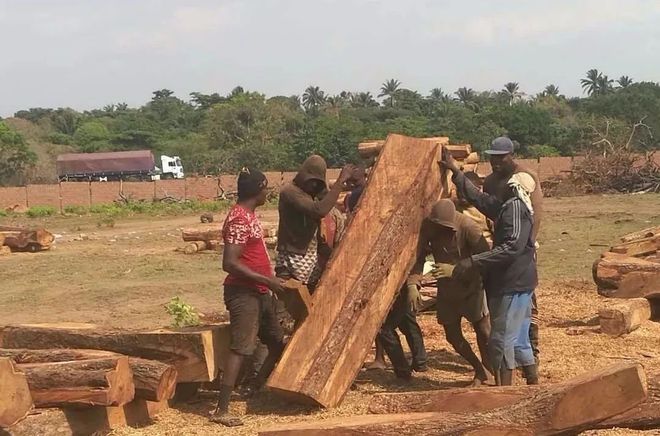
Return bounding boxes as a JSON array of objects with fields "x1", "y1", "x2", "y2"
[{"x1": 224, "y1": 285, "x2": 284, "y2": 356}]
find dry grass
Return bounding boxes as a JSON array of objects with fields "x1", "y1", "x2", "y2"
[{"x1": 1, "y1": 194, "x2": 660, "y2": 435}]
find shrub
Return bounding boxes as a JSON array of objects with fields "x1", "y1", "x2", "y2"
[
  {"x1": 64, "y1": 205, "x2": 88, "y2": 215},
  {"x1": 165, "y1": 296, "x2": 200, "y2": 328},
  {"x1": 26, "y1": 206, "x2": 57, "y2": 218}
]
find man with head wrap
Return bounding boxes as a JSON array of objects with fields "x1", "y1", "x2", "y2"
[
  {"x1": 483, "y1": 137, "x2": 544, "y2": 367},
  {"x1": 211, "y1": 167, "x2": 286, "y2": 426},
  {"x1": 440, "y1": 147, "x2": 539, "y2": 386}
]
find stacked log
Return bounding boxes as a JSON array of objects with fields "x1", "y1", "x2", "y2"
[
  {"x1": 594, "y1": 225, "x2": 660, "y2": 335},
  {"x1": 0, "y1": 322, "x2": 230, "y2": 432}
]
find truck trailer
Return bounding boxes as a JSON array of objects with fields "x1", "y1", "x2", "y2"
[{"x1": 56, "y1": 150, "x2": 184, "y2": 182}]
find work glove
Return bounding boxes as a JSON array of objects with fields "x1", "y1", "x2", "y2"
[
  {"x1": 452, "y1": 257, "x2": 473, "y2": 280},
  {"x1": 430, "y1": 263, "x2": 455, "y2": 279},
  {"x1": 406, "y1": 283, "x2": 422, "y2": 313}
]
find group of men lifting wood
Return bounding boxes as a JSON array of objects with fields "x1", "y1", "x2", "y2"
[{"x1": 210, "y1": 136, "x2": 544, "y2": 427}]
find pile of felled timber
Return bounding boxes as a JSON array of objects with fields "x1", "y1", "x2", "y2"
[
  {"x1": 593, "y1": 225, "x2": 660, "y2": 336},
  {"x1": 0, "y1": 322, "x2": 229, "y2": 434},
  {"x1": 260, "y1": 362, "x2": 659, "y2": 434},
  {"x1": 180, "y1": 226, "x2": 278, "y2": 254},
  {"x1": 0, "y1": 226, "x2": 55, "y2": 253}
]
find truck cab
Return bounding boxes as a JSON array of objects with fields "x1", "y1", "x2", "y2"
[{"x1": 160, "y1": 155, "x2": 184, "y2": 179}]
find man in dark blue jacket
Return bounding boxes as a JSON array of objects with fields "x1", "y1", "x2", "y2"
[{"x1": 440, "y1": 146, "x2": 539, "y2": 386}]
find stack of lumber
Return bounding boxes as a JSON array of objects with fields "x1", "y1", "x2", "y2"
[
  {"x1": 594, "y1": 225, "x2": 660, "y2": 335},
  {"x1": 181, "y1": 226, "x2": 277, "y2": 254},
  {"x1": 260, "y1": 362, "x2": 655, "y2": 435},
  {"x1": 0, "y1": 322, "x2": 230, "y2": 433},
  {"x1": 0, "y1": 225, "x2": 55, "y2": 253},
  {"x1": 267, "y1": 134, "x2": 446, "y2": 408}
]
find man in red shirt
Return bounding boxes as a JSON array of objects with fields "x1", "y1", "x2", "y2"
[{"x1": 211, "y1": 167, "x2": 285, "y2": 427}]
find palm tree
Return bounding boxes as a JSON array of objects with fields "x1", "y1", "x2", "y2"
[
  {"x1": 502, "y1": 82, "x2": 521, "y2": 106},
  {"x1": 581, "y1": 69, "x2": 601, "y2": 96},
  {"x1": 428, "y1": 88, "x2": 445, "y2": 100},
  {"x1": 324, "y1": 95, "x2": 344, "y2": 117},
  {"x1": 617, "y1": 75, "x2": 633, "y2": 88},
  {"x1": 455, "y1": 87, "x2": 476, "y2": 104},
  {"x1": 302, "y1": 86, "x2": 326, "y2": 111},
  {"x1": 596, "y1": 75, "x2": 614, "y2": 95},
  {"x1": 351, "y1": 92, "x2": 378, "y2": 108},
  {"x1": 543, "y1": 84, "x2": 560, "y2": 97},
  {"x1": 379, "y1": 79, "x2": 401, "y2": 107}
]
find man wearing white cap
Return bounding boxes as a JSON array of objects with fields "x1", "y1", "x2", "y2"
[{"x1": 440, "y1": 147, "x2": 539, "y2": 386}]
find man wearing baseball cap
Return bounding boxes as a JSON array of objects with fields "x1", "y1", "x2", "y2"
[{"x1": 483, "y1": 136, "x2": 544, "y2": 375}]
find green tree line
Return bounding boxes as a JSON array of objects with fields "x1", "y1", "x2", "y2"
[{"x1": 1, "y1": 69, "x2": 659, "y2": 185}]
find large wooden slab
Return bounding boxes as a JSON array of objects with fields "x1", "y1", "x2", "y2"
[
  {"x1": 261, "y1": 363, "x2": 647, "y2": 435},
  {"x1": 599, "y1": 298, "x2": 652, "y2": 336},
  {"x1": 0, "y1": 323, "x2": 229, "y2": 382},
  {"x1": 266, "y1": 134, "x2": 445, "y2": 408}
]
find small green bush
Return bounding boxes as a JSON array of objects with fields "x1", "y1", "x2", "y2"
[
  {"x1": 0, "y1": 209, "x2": 7, "y2": 217},
  {"x1": 64, "y1": 205, "x2": 89, "y2": 215},
  {"x1": 96, "y1": 215, "x2": 116, "y2": 228},
  {"x1": 26, "y1": 206, "x2": 57, "y2": 218},
  {"x1": 165, "y1": 296, "x2": 200, "y2": 328}
]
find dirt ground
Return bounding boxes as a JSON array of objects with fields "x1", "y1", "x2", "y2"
[{"x1": 1, "y1": 193, "x2": 660, "y2": 435}]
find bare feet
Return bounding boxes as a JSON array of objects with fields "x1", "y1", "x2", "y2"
[
  {"x1": 209, "y1": 411, "x2": 244, "y2": 427},
  {"x1": 468, "y1": 371, "x2": 489, "y2": 387},
  {"x1": 365, "y1": 359, "x2": 387, "y2": 370}
]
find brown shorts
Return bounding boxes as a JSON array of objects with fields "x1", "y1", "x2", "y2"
[
  {"x1": 436, "y1": 288, "x2": 489, "y2": 325},
  {"x1": 224, "y1": 286, "x2": 284, "y2": 356}
]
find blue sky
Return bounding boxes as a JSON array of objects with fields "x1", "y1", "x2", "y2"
[{"x1": 1, "y1": 0, "x2": 659, "y2": 116}]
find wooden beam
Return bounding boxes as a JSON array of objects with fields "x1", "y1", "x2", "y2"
[
  {"x1": 0, "y1": 323, "x2": 229, "y2": 382},
  {"x1": 260, "y1": 363, "x2": 647, "y2": 435},
  {"x1": 8, "y1": 398, "x2": 169, "y2": 435},
  {"x1": 183, "y1": 240, "x2": 208, "y2": 254},
  {"x1": 444, "y1": 144, "x2": 472, "y2": 160},
  {"x1": 357, "y1": 137, "x2": 449, "y2": 160},
  {"x1": 593, "y1": 253, "x2": 660, "y2": 299},
  {"x1": 599, "y1": 298, "x2": 652, "y2": 336},
  {"x1": 18, "y1": 356, "x2": 135, "y2": 408},
  {"x1": 610, "y1": 234, "x2": 660, "y2": 257},
  {"x1": 597, "y1": 370, "x2": 660, "y2": 430},
  {"x1": 267, "y1": 134, "x2": 445, "y2": 408},
  {"x1": 0, "y1": 357, "x2": 33, "y2": 429}
]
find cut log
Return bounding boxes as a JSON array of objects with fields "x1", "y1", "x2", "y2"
[
  {"x1": 261, "y1": 362, "x2": 647, "y2": 435},
  {"x1": 0, "y1": 323, "x2": 228, "y2": 382},
  {"x1": 0, "y1": 348, "x2": 177, "y2": 402},
  {"x1": 9, "y1": 398, "x2": 169, "y2": 436},
  {"x1": 620, "y1": 225, "x2": 660, "y2": 243},
  {"x1": 444, "y1": 144, "x2": 472, "y2": 160},
  {"x1": 465, "y1": 151, "x2": 480, "y2": 164},
  {"x1": 279, "y1": 279, "x2": 313, "y2": 324},
  {"x1": 596, "y1": 369, "x2": 660, "y2": 430},
  {"x1": 184, "y1": 240, "x2": 208, "y2": 254},
  {"x1": 593, "y1": 253, "x2": 660, "y2": 299},
  {"x1": 0, "y1": 357, "x2": 33, "y2": 428},
  {"x1": 206, "y1": 240, "x2": 224, "y2": 253},
  {"x1": 357, "y1": 140, "x2": 385, "y2": 159},
  {"x1": 181, "y1": 228, "x2": 221, "y2": 242},
  {"x1": 267, "y1": 134, "x2": 445, "y2": 408},
  {"x1": 599, "y1": 298, "x2": 652, "y2": 336},
  {"x1": 18, "y1": 356, "x2": 134, "y2": 407},
  {"x1": 367, "y1": 369, "x2": 660, "y2": 432},
  {"x1": 611, "y1": 234, "x2": 660, "y2": 257}
]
